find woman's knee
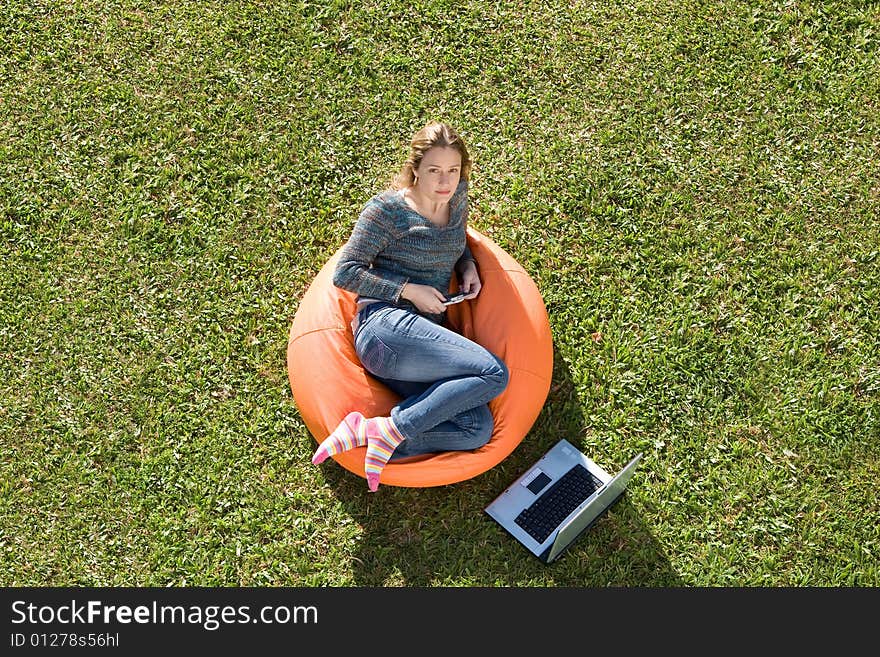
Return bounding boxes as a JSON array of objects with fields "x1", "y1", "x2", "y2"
[{"x1": 484, "y1": 354, "x2": 509, "y2": 394}]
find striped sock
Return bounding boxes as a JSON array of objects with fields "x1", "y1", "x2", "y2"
[
  {"x1": 312, "y1": 411, "x2": 367, "y2": 465},
  {"x1": 362, "y1": 416, "x2": 406, "y2": 492}
]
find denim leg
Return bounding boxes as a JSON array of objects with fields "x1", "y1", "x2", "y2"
[
  {"x1": 354, "y1": 305, "x2": 509, "y2": 454},
  {"x1": 376, "y1": 379, "x2": 495, "y2": 458}
]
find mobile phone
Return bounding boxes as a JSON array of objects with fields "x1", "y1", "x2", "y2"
[{"x1": 442, "y1": 292, "x2": 467, "y2": 306}]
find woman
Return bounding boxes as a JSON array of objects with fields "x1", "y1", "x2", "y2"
[{"x1": 311, "y1": 121, "x2": 509, "y2": 492}]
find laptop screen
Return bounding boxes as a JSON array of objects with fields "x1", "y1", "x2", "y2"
[{"x1": 547, "y1": 453, "x2": 642, "y2": 562}]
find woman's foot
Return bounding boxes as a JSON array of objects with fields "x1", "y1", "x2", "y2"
[
  {"x1": 312, "y1": 411, "x2": 367, "y2": 464},
  {"x1": 361, "y1": 416, "x2": 406, "y2": 492}
]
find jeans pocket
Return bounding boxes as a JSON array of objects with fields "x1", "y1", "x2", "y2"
[{"x1": 357, "y1": 333, "x2": 398, "y2": 378}]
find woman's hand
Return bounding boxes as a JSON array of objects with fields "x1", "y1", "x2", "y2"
[
  {"x1": 458, "y1": 260, "x2": 482, "y2": 299},
  {"x1": 400, "y1": 283, "x2": 448, "y2": 315}
]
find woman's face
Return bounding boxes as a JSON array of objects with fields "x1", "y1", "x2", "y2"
[{"x1": 414, "y1": 146, "x2": 462, "y2": 202}]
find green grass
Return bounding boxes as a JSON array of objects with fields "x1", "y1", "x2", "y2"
[{"x1": 1, "y1": 0, "x2": 878, "y2": 586}]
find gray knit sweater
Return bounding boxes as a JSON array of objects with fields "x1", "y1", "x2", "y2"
[{"x1": 333, "y1": 180, "x2": 475, "y2": 323}]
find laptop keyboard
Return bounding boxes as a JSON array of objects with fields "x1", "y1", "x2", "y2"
[{"x1": 514, "y1": 464, "x2": 603, "y2": 544}]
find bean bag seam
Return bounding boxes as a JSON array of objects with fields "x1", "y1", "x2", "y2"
[
  {"x1": 288, "y1": 326, "x2": 349, "y2": 345},
  {"x1": 508, "y1": 365, "x2": 553, "y2": 383}
]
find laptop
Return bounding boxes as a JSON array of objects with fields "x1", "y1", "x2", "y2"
[{"x1": 485, "y1": 439, "x2": 642, "y2": 563}]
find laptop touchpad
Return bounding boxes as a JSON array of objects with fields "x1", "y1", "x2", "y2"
[{"x1": 525, "y1": 471, "x2": 552, "y2": 495}]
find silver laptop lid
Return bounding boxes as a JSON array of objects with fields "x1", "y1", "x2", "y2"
[
  {"x1": 546, "y1": 452, "x2": 643, "y2": 563},
  {"x1": 484, "y1": 439, "x2": 612, "y2": 557}
]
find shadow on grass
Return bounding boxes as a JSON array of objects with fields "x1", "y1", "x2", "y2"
[{"x1": 319, "y1": 343, "x2": 682, "y2": 586}]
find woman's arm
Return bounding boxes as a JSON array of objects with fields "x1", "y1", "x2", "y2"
[
  {"x1": 332, "y1": 201, "x2": 409, "y2": 302},
  {"x1": 453, "y1": 182, "x2": 481, "y2": 298}
]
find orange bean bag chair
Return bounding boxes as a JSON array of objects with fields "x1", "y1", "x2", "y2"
[{"x1": 287, "y1": 227, "x2": 553, "y2": 487}]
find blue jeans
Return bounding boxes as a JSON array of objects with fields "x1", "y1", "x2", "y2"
[{"x1": 353, "y1": 303, "x2": 509, "y2": 458}]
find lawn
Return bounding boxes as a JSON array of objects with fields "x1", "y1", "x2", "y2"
[{"x1": 1, "y1": 0, "x2": 878, "y2": 586}]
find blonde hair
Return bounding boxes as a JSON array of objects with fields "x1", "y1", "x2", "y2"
[{"x1": 392, "y1": 121, "x2": 472, "y2": 189}]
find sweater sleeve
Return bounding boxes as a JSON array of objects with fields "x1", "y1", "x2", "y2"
[
  {"x1": 456, "y1": 243, "x2": 475, "y2": 271},
  {"x1": 453, "y1": 181, "x2": 475, "y2": 271},
  {"x1": 332, "y1": 199, "x2": 410, "y2": 301}
]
